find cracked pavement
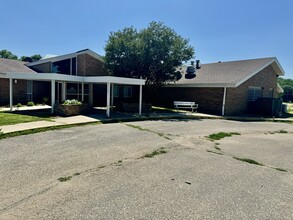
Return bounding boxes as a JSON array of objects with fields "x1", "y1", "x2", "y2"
[{"x1": 0, "y1": 119, "x2": 293, "y2": 219}]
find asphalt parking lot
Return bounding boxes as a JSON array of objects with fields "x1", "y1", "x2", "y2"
[{"x1": 0, "y1": 119, "x2": 293, "y2": 219}]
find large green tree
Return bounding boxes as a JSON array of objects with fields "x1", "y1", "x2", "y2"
[
  {"x1": 0, "y1": 49, "x2": 18, "y2": 60},
  {"x1": 104, "y1": 21, "x2": 195, "y2": 87},
  {"x1": 278, "y1": 77, "x2": 293, "y2": 101},
  {"x1": 20, "y1": 54, "x2": 42, "y2": 62}
]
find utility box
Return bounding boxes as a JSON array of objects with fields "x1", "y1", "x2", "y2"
[{"x1": 254, "y1": 98, "x2": 283, "y2": 117}]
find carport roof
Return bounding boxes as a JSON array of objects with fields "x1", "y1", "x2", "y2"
[
  {"x1": 0, "y1": 72, "x2": 145, "y2": 85},
  {"x1": 167, "y1": 57, "x2": 285, "y2": 88}
]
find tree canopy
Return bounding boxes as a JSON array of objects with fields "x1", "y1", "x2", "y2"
[
  {"x1": 104, "y1": 21, "x2": 195, "y2": 87},
  {"x1": 0, "y1": 49, "x2": 42, "y2": 62},
  {"x1": 20, "y1": 54, "x2": 42, "y2": 62},
  {"x1": 0, "y1": 49, "x2": 18, "y2": 60},
  {"x1": 278, "y1": 77, "x2": 293, "y2": 102}
]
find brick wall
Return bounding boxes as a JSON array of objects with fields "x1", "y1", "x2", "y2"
[
  {"x1": 158, "y1": 65, "x2": 279, "y2": 115},
  {"x1": 153, "y1": 87, "x2": 224, "y2": 114},
  {"x1": 77, "y1": 54, "x2": 108, "y2": 76},
  {"x1": 225, "y1": 65, "x2": 278, "y2": 115},
  {"x1": 29, "y1": 62, "x2": 51, "y2": 73},
  {"x1": 0, "y1": 79, "x2": 28, "y2": 105},
  {"x1": 33, "y1": 81, "x2": 51, "y2": 103}
]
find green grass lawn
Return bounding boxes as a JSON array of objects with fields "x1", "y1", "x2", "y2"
[
  {"x1": 0, "y1": 112, "x2": 52, "y2": 126},
  {"x1": 285, "y1": 103, "x2": 293, "y2": 114}
]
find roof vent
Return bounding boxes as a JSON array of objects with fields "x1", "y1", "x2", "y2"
[
  {"x1": 218, "y1": 61, "x2": 221, "y2": 63},
  {"x1": 196, "y1": 60, "x2": 201, "y2": 69},
  {"x1": 185, "y1": 61, "x2": 196, "y2": 79}
]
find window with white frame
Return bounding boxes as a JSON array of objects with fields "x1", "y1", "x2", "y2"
[
  {"x1": 248, "y1": 86, "x2": 262, "y2": 101},
  {"x1": 123, "y1": 86, "x2": 132, "y2": 98},
  {"x1": 27, "y1": 80, "x2": 33, "y2": 101}
]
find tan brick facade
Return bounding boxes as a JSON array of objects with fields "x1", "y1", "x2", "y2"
[
  {"x1": 77, "y1": 54, "x2": 108, "y2": 76},
  {"x1": 225, "y1": 65, "x2": 278, "y2": 115},
  {"x1": 158, "y1": 65, "x2": 279, "y2": 115},
  {"x1": 0, "y1": 79, "x2": 28, "y2": 105}
]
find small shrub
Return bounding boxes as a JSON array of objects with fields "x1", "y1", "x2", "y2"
[
  {"x1": 42, "y1": 97, "x2": 48, "y2": 104},
  {"x1": 27, "y1": 101, "x2": 35, "y2": 106},
  {"x1": 16, "y1": 103, "x2": 22, "y2": 107},
  {"x1": 63, "y1": 99, "x2": 82, "y2": 105}
]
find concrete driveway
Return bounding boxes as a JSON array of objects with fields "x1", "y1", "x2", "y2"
[{"x1": 0, "y1": 119, "x2": 292, "y2": 219}]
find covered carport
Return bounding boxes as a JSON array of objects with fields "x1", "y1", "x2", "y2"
[{"x1": 0, "y1": 72, "x2": 145, "y2": 117}]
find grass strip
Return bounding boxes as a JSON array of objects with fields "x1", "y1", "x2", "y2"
[
  {"x1": 207, "y1": 132, "x2": 241, "y2": 141},
  {"x1": 233, "y1": 157, "x2": 264, "y2": 166},
  {"x1": 141, "y1": 148, "x2": 167, "y2": 158}
]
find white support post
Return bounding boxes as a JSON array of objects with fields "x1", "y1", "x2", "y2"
[
  {"x1": 51, "y1": 80, "x2": 56, "y2": 114},
  {"x1": 77, "y1": 83, "x2": 80, "y2": 100},
  {"x1": 111, "y1": 84, "x2": 114, "y2": 109},
  {"x1": 139, "y1": 84, "x2": 142, "y2": 116},
  {"x1": 106, "y1": 82, "x2": 111, "y2": 117},
  {"x1": 62, "y1": 81, "x2": 66, "y2": 102},
  {"x1": 9, "y1": 78, "x2": 13, "y2": 111},
  {"x1": 222, "y1": 87, "x2": 227, "y2": 116},
  {"x1": 81, "y1": 82, "x2": 84, "y2": 102},
  {"x1": 89, "y1": 83, "x2": 93, "y2": 106}
]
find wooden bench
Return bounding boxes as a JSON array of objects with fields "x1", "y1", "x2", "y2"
[{"x1": 173, "y1": 101, "x2": 198, "y2": 112}]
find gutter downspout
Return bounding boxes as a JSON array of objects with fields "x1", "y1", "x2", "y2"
[{"x1": 222, "y1": 87, "x2": 227, "y2": 116}]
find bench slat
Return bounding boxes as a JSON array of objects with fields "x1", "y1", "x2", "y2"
[{"x1": 173, "y1": 101, "x2": 198, "y2": 112}]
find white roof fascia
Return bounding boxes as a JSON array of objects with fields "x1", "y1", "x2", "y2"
[
  {"x1": 0, "y1": 72, "x2": 84, "y2": 82},
  {"x1": 271, "y1": 58, "x2": 285, "y2": 76},
  {"x1": 235, "y1": 58, "x2": 285, "y2": 87},
  {"x1": 84, "y1": 76, "x2": 146, "y2": 85},
  {"x1": 0, "y1": 72, "x2": 145, "y2": 85},
  {"x1": 26, "y1": 49, "x2": 103, "y2": 67},
  {"x1": 164, "y1": 82, "x2": 236, "y2": 88}
]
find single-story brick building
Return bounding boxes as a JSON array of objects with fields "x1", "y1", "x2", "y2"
[
  {"x1": 154, "y1": 57, "x2": 285, "y2": 115},
  {"x1": 0, "y1": 49, "x2": 145, "y2": 117},
  {"x1": 0, "y1": 49, "x2": 285, "y2": 116}
]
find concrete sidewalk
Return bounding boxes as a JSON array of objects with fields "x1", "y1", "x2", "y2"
[{"x1": 0, "y1": 110, "x2": 292, "y2": 134}]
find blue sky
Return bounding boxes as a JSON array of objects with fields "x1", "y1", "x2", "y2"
[{"x1": 1, "y1": 0, "x2": 293, "y2": 78}]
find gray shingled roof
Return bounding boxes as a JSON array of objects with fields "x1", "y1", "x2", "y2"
[
  {"x1": 0, "y1": 58, "x2": 36, "y2": 73},
  {"x1": 170, "y1": 57, "x2": 283, "y2": 88}
]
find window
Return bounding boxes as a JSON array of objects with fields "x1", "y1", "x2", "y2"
[
  {"x1": 52, "y1": 57, "x2": 77, "y2": 75},
  {"x1": 248, "y1": 86, "x2": 262, "y2": 101},
  {"x1": 52, "y1": 59, "x2": 71, "y2": 74},
  {"x1": 113, "y1": 85, "x2": 119, "y2": 98},
  {"x1": 67, "y1": 83, "x2": 89, "y2": 102},
  {"x1": 27, "y1": 80, "x2": 33, "y2": 101},
  {"x1": 71, "y1": 57, "x2": 77, "y2": 75},
  {"x1": 123, "y1": 86, "x2": 132, "y2": 98}
]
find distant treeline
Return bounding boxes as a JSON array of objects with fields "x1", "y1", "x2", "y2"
[{"x1": 278, "y1": 77, "x2": 293, "y2": 102}]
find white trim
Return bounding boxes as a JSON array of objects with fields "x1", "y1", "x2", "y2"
[
  {"x1": 139, "y1": 85, "x2": 142, "y2": 116},
  {"x1": 0, "y1": 73, "x2": 145, "y2": 85},
  {"x1": 235, "y1": 58, "x2": 285, "y2": 87},
  {"x1": 106, "y1": 82, "x2": 111, "y2": 117},
  {"x1": 51, "y1": 80, "x2": 55, "y2": 114},
  {"x1": 9, "y1": 78, "x2": 13, "y2": 111},
  {"x1": 222, "y1": 87, "x2": 227, "y2": 116},
  {"x1": 165, "y1": 83, "x2": 236, "y2": 88},
  {"x1": 26, "y1": 49, "x2": 103, "y2": 67}
]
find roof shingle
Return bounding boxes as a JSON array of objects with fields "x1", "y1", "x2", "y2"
[
  {"x1": 0, "y1": 58, "x2": 36, "y2": 73},
  {"x1": 173, "y1": 57, "x2": 278, "y2": 87}
]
